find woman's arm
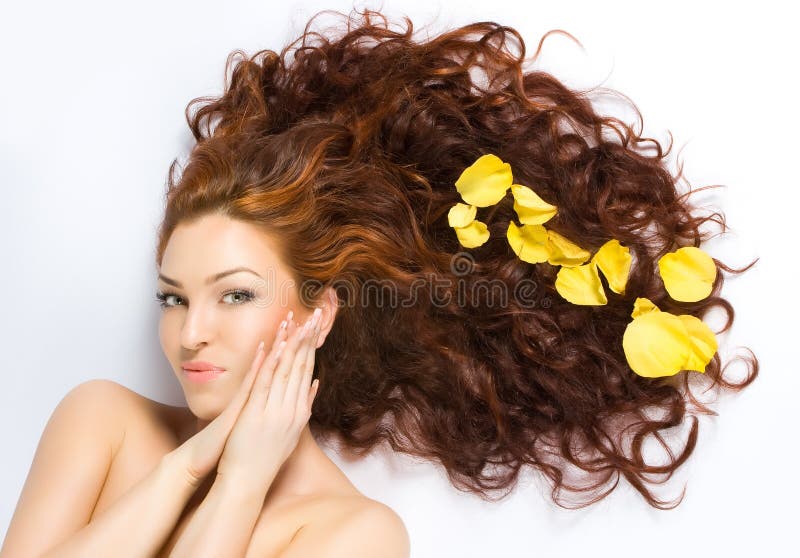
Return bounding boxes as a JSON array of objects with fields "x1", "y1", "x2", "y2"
[
  {"x1": 169, "y1": 311, "x2": 321, "y2": 558},
  {"x1": 167, "y1": 466, "x2": 280, "y2": 558},
  {"x1": 38, "y1": 450, "x2": 196, "y2": 558},
  {"x1": 0, "y1": 380, "x2": 197, "y2": 558}
]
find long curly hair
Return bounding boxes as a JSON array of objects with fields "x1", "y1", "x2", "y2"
[{"x1": 154, "y1": 8, "x2": 759, "y2": 510}]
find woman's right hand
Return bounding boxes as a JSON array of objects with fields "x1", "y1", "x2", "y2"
[{"x1": 167, "y1": 313, "x2": 290, "y2": 487}]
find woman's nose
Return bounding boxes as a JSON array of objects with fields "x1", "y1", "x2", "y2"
[{"x1": 180, "y1": 308, "x2": 218, "y2": 350}]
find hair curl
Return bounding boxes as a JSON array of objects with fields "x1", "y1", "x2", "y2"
[{"x1": 154, "y1": 8, "x2": 759, "y2": 510}]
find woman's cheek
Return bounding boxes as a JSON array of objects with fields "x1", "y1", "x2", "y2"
[
  {"x1": 227, "y1": 307, "x2": 279, "y2": 343},
  {"x1": 157, "y1": 315, "x2": 174, "y2": 354}
]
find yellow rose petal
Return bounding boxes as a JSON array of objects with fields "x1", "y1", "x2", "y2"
[
  {"x1": 455, "y1": 154, "x2": 513, "y2": 207},
  {"x1": 591, "y1": 239, "x2": 632, "y2": 294},
  {"x1": 454, "y1": 220, "x2": 490, "y2": 248},
  {"x1": 555, "y1": 261, "x2": 608, "y2": 305},
  {"x1": 506, "y1": 221, "x2": 550, "y2": 264},
  {"x1": 510, "y1": 184, "x2": 558, "y2": 225},
  {"x1": 658, "y1": 246, "x2": 717, "y2": 302},
  {"x1": 622, "y1": 310, "x2": 692, "y2": 378},
  {"x1": 631, "y1": 297, "x2": 660, "y2": 319},
  {"x1": 545, "y1": 229, "x2": 591, "y2": 267},
  {"x1": 448, "y1": 203, "x2": 477, "y2": 228},
  {"x1": 677, "y1": 314, "x2": 718, "y2": 373}
]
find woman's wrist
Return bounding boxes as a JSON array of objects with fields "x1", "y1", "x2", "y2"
[
  {"x1": 214, "y1": 463, "x2": 281, "y2": 501},
  {"x1": 160, "y1": 447, "x2": 208, "y2": 492},
  {"x1": 166, "y1": 463, "x2": 280, "y2": 558}
]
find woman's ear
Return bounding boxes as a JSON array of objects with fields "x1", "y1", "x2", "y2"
[{"x1": 315, "y1": 286, "x2": 339, "y2": 348}]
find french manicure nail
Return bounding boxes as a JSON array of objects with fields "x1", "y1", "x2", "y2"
[{"x1": 275, "y1": 340, "x2": 287, "y2": 358}]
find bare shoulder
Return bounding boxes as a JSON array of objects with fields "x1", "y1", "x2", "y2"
[
  {"x1": 63, "y1": 379, "x2": 137, "y2": 449},
  {"x1": 103, "y1": 378, "x2": 186, "y2": 420},
  {"x1": 68, "y1": 379, "x2": 183, "y2": 452},
  {"x1": 278, "y1": 495, "x2": 410, "y2": 558},
  {"x1": 0, "y1": 379, "x2": 152, "y2": 556},
  {"x1": 68, "y1": 377, "x2": 145, "y2": 409}
]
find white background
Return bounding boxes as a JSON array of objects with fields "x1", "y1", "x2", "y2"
[{"x1": 1, "y1": 0, "x2": 796, "y2": 556}]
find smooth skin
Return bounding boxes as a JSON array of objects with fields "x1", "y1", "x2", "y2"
[
  {"x1": 219, "y1": 309, "x2": 322, "y2": 488},
  {"x1": 176, "y1": 309, "x2": 319, "y2": 490},
  {"x1": 169, "y1": 308, "x2": 324, "y2": 557},
  {"x1": 1, "y1": 213, "x2": 409, "y2": 558}
]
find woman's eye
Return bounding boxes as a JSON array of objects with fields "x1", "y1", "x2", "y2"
[
  {"x1": 222, "y1": 290, "x2": 255, "y2": 305},
  {"x1": 155, "y1": 292, "x2": 181, "y2": 308},
  {"x1": 155, "y1": 289, "x2": 255, "y2": 309}
]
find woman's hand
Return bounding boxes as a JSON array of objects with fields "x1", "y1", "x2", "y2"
[
  {"x1": 168, "y1": 322, "x2": 286, "y2": 488},
  {"x1": 215, "y1": 307, "x2": 322, "y2": 490}
]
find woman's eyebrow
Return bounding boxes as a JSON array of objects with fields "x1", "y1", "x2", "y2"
[{"x1": 157, "y1": 267, "x2": 262, "y2": 288}]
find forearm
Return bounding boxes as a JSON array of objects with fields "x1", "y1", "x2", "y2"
[
  {"x1": 39, "y1": 451, "x2": 196, "y2": 558},
  {"x1": 168, "y1": 467, "x2": 279, "y2": 558}
]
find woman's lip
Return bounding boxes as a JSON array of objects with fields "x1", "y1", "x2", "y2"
[
  {"x1": 181, "y1": 360, "x2": 226, "y2": 371},
  {"x1": 182, "y1": 369, "x2": 225, "y2": 383}
]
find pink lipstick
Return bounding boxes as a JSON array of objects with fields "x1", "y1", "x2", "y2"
[
  {"x1": 182, "y1": 369, "x2": 224, "y2": 383},
  {"x1": 182, "y1": 360, "x2": 226, "y2": 383}
]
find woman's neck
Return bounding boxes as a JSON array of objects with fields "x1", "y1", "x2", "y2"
[{"x1": 182, "y1": 415, "x2": 346, "y2": 503}]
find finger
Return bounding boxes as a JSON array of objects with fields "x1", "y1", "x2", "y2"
[
  {"x1": 284, "y1": 314, "x2": 319, "y2": 414},
  {"x1": 252, "y1": 316, "x2": 303, "y2": 411},
  {"x1": 294, "y1": 320, "x2": 320, "y2": 414},
  {"x1": 242, "y1": 312, "x2": 290, "y2": 412},
  {"x1": 213, "y1": 340, "x2": 266, "y2": 427},
  {"x1": 244, "y1": 341, "x2": 267, "y2": 392},
  {"x1": 265, "y1": 317, "x2": 310, "y2": 412},
  {"x1": 277, "y1": 310, "x2": 296, "y2": 352},
  {"x1": 274, "y1": 317, "x2": 311, "y2": 406},
  {"x1": 254, "y1": 339, "x2": 283, "y2": 406},
  {"x1": 233, "y1": 341, "x2": 267, "y2": 408},
  {"x1": 285, "y1": 310, "x2": 298, "y2": 337},
  {"x1": 269, "y1": 315, "x2": 290, "y2": 357}
]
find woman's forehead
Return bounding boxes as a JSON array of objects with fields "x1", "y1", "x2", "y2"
[{"x1": 161, "y1": 214, "x2": 288, "y2": 279}]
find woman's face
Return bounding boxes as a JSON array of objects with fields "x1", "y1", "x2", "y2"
[{"x1": 157, "y1": 212, "x2": 306, "y2": 420}]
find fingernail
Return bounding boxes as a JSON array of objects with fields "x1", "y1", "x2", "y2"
[
  {"x1": 275, "y1": 340, "x2": 287, "y2": 358},
  {"x1": 258, "y1": 340, "x2": 264, "y2": 352},
  {"x1": 287, "y1": 310, "x2": 294, "y2": 322},
  {"x1": 279, "y1": 319, "x2": 287, "y2": 330}
]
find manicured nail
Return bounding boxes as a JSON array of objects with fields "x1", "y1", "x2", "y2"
[
  {"x1": 287, "y1": 310, "x2": 294, "y2": 322},
  {"x1": 279, "y1": 319, "x2": 287, "y2": 330},
  {"x1": 258, "y1": 340, "x2": 264, "y2": 352}
]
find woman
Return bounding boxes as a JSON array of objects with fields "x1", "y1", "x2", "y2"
[{"x1": 1, "y1": 7, "x2": 758, "y2": 557}]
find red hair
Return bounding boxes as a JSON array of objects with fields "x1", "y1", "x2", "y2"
[{"x1": 155, "y1": 8, "x2": 758, "y2": 510}]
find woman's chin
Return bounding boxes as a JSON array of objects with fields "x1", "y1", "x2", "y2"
[{"x1": 182, "y1": 391, "x2": 227, "y2": 423}]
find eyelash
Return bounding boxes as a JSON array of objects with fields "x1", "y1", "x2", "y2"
[{"x1": 155, "y1": 289, "x2": 256, "y2": 309}]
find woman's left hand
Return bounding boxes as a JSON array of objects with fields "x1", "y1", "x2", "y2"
[{"x1": 215, "y1": 307, "x2": 322, "y2": 491}]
